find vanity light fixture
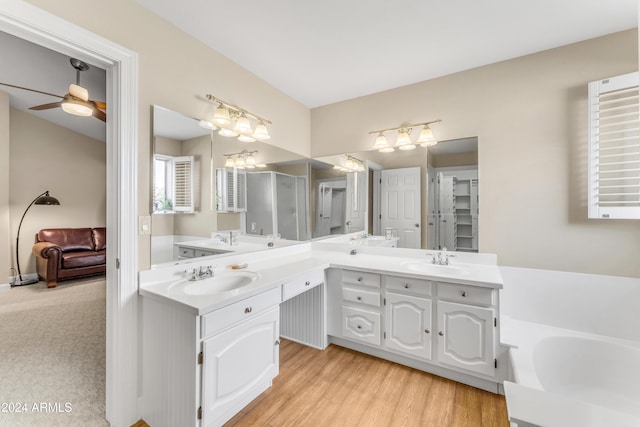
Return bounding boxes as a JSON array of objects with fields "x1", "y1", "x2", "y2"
[
  {"x1": 224, "y1": 150, "x2": 258, "y2": 169},
  {"x1": 342, "y1": 155, "x2": 365, "y2": 172},
  {"x1": 369, "y1": 119, "x2": 442, "y2": 152},
  {"x1": 205, "y1": 94, "x2": 272, "y2": 142},
  {"x1": 198, "y1": 120, "x2": 217, "y2": 130}
]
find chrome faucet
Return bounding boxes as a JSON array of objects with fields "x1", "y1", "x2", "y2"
[
  {"x1": 431, "y1": 248, "x2": 454, "y2": 266},
  {"x1": 189, "y1": 265, "x2": 214, "y2": 281}
]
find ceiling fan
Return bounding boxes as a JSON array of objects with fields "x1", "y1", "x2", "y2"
[{"x1": 0, "y1": 58, "x2": 106, "y2": 122}]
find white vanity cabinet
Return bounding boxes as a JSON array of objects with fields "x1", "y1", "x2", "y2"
[
  {"x1": 384, "y1": 275, "x2": 433, "y2": 360},
  {"x1": 340, "y1": 269, "x2": 382, "y2": 346},
  {"x1": 436, "y1": 283, "x2": 496, "y2": 377},
  {"x1": 141, "y1": 286, "x2": 281, "y2": 427},
  {"x1": 202, "y1": 306, "x2": 279, "y2": 426},
  {"x1": 329, "y1": 267, "x2": 500, "y2": 392}
]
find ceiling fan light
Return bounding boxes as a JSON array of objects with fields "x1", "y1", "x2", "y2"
[
  {"x1": 373, "y1": 132, "x2": 388, "y2": 150},
  {"x1": 61, "y1": 96, "x2": 93, "y2": 117},
  {"x1": 238, "y1": 134, "x2": 256, "y2": 143},
  {"x1": 68, "y1": 83, "x2": 89, "y2": 102},
  {"x1": 252, "y1": 122, "x2": 271, "y2": 141},
  {"x1": 213, "y1": 105, "x2": 231, "y2": 126},
  {"x1": 218, "y1": 127, "x2": 239, "y2": 138}
]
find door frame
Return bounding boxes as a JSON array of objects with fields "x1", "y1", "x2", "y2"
[{"x1": 0, "y1": 2, "x2": 139, "y2": 425}]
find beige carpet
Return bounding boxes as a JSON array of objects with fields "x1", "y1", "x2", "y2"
[{"x1": 0, "y1": 278, "x2": 108, "y2": 426}]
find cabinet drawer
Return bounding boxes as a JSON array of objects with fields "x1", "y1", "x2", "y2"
[
  {"x1": 342, "y1": 305, "x2": 381, "y2": 346},
  {"x1": 342, "y1": 286, "x2": 380, "y2": 307},
  {"x1": 282, "y1": 268, "x2": 324, "y2": 301},
  {"x1": 385, "y1": 275, "x2": 432, "y2": 297},
  {"x1": 342, "y1": 270, "x2": 380, "y2": 288},
  {"x1": 201, "y1": 286, "x2": 281, "y2": 338},
  {"x1": 195, "y1": 249, "x2": 213, "y2": 257},
  {"x1": 438, "y1": 283, "x2": 494, "y2": 307},
  {"x1": 178, "y1": 247, "x2": 195, "y2": 258}
]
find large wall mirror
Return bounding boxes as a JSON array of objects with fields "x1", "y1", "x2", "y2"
[
  {"x1": 311, "y1": 136, "x2": 479, "y2": 251},
  {"x1": 150, "y1": 105, "x2": 311, "y2": 266}
]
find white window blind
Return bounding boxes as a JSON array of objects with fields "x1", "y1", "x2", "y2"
[
  {"x1": 172, "y1": 156, "x2": 194, "y2": 212},
  {"x1": 588, "y1": 72, "x2": 640, "y2": 219},
  {"x1": 215, "y1": 168, "x2": 247, "y2": 212}
]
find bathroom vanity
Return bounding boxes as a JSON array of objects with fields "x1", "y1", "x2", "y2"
[{"x1": 139, "y1": 240, "x2": 503, "y2": 427}]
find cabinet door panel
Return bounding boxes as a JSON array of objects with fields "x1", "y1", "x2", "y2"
[
  {"x1": 437, "y1": 301, "x2": 494, "y2": 377},
  {"x1": 385, "y1": 292, "x2": 432, "y2": 360},
  {"x1": 202, "y1": 307, "x2": 279, "y2": 426},
  {"x1": 342, "y1": 305, "x2": 381, "y2": 346}
]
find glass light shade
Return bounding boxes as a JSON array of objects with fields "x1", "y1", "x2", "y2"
[
  {"x1": 68, "y1": 84, "x2": 89, "y2": 101},
  {"x1": 417, "y1": 126, "x2": 436, "y2": 144},
  {"x1": 398, "y1": 144, "x2": 416, "y2": 151},
  {"x1": 420, "y1": 140, "x2": 438, "y2": 147},
  {"x1": 198, "y1": 120, "x2": 217, "y2": 130},
  {"x1": 224, "y1": 157, "x2": 235, "y2": 168},
  {"x1": 61, "y1": 96, "x2": 93, "y2": 117},
  {"x1": 252, "y1": 123, "x2": 271, "y2": 140},
  {"x1": 213, "y1": 106, "x2": 231, "y2": 126},
  {"x1": 396, "y1": 129, "x2": 411, "y2": 146},
  {"x1": 345, "y1": 158, "x2": 355, "y2": 169},
  {"x1": 256, "y1": 163, "x2": 268, "y2": 168},
  {"x1": 234, "y1": 114, "x2": 253, "y2": 135},
  {"x1": 234, "y1": 156, "x2": 245, "y2": 168},
  {"x1": 245, "y1": 154, "x2": 256, "y2": 167},
  {"x1": 218, "y1": 128, "x2": 239, "y2": 137},
  {"x1": 373, "y1": 133, "x2": 388, "y2": 150},
  {"x1": 379, "y1": 147, "x2": 395, "y2": 153},
  {"x1": 238, "y1": 134, "x2": 256, "y2": 142}
]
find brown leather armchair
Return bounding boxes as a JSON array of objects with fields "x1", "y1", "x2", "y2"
[{"x1": 32, "y1": 227, "x2": 106, "y2": 288}]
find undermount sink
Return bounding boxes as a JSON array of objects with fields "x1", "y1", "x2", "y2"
[
  {"x1": 400, "y1": 261, "x2": 470, "y2": 276},
  {"x1": 171, "y1": 270, "x2": 260, "y2": 295}
]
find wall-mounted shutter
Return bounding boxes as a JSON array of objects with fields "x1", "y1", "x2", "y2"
[
  {"x1": 172, "y1": 156, "x2": 194, "y2": 212},
  {"x1": 588, "y1": 72, "x2": 640, "y2": 219}
]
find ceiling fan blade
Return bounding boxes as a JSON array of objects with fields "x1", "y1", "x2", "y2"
[
  {"x1": 93, "y1": 107, "x2": 106, "y2": 122},
  {"x1": 94, "y1": 101, "x2": 106, "y2": 110},
  {"x1": 0, "y1": 82, "x2": 63, "y2": 99},
  {"x1": 30, "y1": 102, "x2": 62, "y2": 111}
]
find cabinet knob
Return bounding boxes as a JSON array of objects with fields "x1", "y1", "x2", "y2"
[
  {"x1": 357, "y1": 296, "x2": 362, "y2": 301},
  {"x1": 357, "y1": 277, "x2": 363, "y2": 282},
  {"x1": 244, "y1": 307, "x2": 253, "y2": 314},
  {"x1": 424, "y1": 329, "x2": 430, "y2": 334},
  {"x1": 404, "y1": 283, "x2": 410, "y2": 289},
  {"x1": 461, "y1": 291, "x2": 467, "y2": 297},
  {"x1": 438, "y1": 331, "x2": 444, "y2": 336},
  {"x1": 305, "y1": 281, "x2": 311, "y2": 286},
  {"x1": 357, "y1": 325, "x2": 362, "y2": 329}
]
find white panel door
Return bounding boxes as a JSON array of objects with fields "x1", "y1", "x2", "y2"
[
  {"x1": 381, "y1": 167, "x2": 421, "y2": 248},
  {"x1": 385, "y1": 292, "x2": 432, "y2": 360},
  {"x1": 437, "y1": 301, "x2": 495, "y2": 377},
  {"x1": 346, "y1": 171, "x2": 367, "y2": 233}
]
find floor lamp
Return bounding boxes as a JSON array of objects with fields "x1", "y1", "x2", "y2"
[{"x1": 13, "y1": 190, "x2": 61, "y2": 287}]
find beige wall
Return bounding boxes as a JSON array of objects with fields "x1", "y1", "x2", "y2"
[
  {"x1": 312, "y1": 30, "x2": 640, "y2": 278},
  {"x1": 9, "y1": 108, "x2": 106, "y2": 277},
  {"x1": 0, "y1": 92, "x2": 10, "y2": 283},
  {"x1": 25, "y1": 0, "x2": 311, "y2": 269}
]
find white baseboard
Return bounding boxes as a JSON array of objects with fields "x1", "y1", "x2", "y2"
[{"x1": 0, "y1": 283, "x2": 10, "y2": 291}]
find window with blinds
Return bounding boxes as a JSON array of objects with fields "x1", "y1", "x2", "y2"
[
  {"x1": 588, "y1": 72, "x2": 640, "y2": 219},
  {"x1": 172, "y1": 156, "x2": 195, "y2": 212}
]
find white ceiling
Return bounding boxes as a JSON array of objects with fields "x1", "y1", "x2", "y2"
[
  {"x1": 136, "y1": 0, "x2": 638, "y2": 108},
  {"x1": 0, "y1": 31, "x2": 107, "y2": 142}
]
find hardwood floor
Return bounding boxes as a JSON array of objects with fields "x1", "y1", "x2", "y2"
[{"x1": 226, "y1": 340, "x2": 510, "y2": 427}]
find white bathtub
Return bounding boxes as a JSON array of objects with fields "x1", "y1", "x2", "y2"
[{"x1": 503, "y1": 317, "x2": 640, "y2": 426}]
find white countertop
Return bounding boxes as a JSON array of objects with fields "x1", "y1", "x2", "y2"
[{"x1": 139, "y1": 242, "x2": 503, "y2": 315}]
